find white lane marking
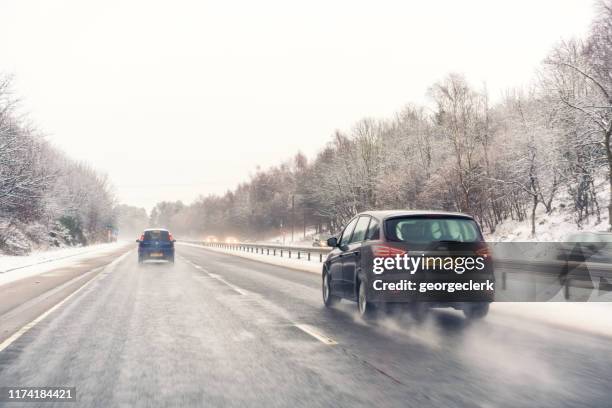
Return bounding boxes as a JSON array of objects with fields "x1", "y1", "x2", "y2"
[
  {"x1": 0, "y1": 251, "x2": 132, "y2": 353},
  {"x1": 182, "y1": 258, "x2": 209, "y2": 273},
  {"x1": 208, "y1": 273, "x2": 247, "y2": 295},
  {"x1": 294, "y1": 324, "x2": 337, "y2": 345},
  {"x1": 185, "y1": 259, "x2": 211, "y2": 274},
  {"x1": 183, "y1": 257, "x2": 337, "y2": 345},
  {"x1": 179, "y1": 256, "x2": 193, "y2": 265}
]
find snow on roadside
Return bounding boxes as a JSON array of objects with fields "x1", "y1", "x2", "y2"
[
  {"x1": 486, "y1": 206, "x2": 608, "y2": 242},
  {"x1": 256, "y1": 227, "x2": 329, "y2": 247},
  {"x1": 0, "y1": 241, "x2": 131, "y2": 286},
  {"x1": 487, "y1": 178, "x2": 610, "y2": 242}
]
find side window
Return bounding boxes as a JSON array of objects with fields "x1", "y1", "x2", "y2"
[
  {"x1": 366, "y1": 218, "x2": 380, "y2": 240},
  {"x1": 339, "y1": 218, "x2": 359, "y2": 247},
  {"x1": 349, "y1": 216, "x2": 371, "y2": 244}
]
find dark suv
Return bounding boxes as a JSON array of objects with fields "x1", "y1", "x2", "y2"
[
  {"x1": 137, "y1": 228, "x2": 176, "y2": 264},
  {"x1": 322, "y1": 211, "x2": 494, "y2": 320}
]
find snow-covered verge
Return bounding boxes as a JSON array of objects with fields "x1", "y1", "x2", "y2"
[
  {"x1": 0, "y1": 241, "x2": 131, "y2": 286},
  {"x1": 255, "y1": 227, "x2": 330, "y2": 248},
  {"x1": 487, "y1": 179, "x2": 610, "y2": 242},
  {"x1": 486, "y1": 207, "x2": 608, "y2": 242},
  {"x1": 183, "y1": 242, "x2": 612, "y2": 338},
  {"x1": 0, "y1": 219, "x2": 80, "y2": 256}
]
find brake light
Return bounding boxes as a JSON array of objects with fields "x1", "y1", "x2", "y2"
[
  {"x1": 475, "y1": 244, "x2": 491, "y2": 259},
  {"x1": 139, "y1": 234, "x2": 144, "y2": 241},
  {"x1": 372, "y1": 245, "x2": 407, "y2": 258},
  {"x1": 168, "y1": 233, "x2": 174, "y2": 241}
]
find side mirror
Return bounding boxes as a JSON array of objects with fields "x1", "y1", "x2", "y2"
[{"x1": 326, "y1": 237, "x2": 338, "y2": 247}]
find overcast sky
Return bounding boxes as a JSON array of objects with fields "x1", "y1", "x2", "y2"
[{"x1": 0, "y1": 0, "x2": 595, "y2": 211}]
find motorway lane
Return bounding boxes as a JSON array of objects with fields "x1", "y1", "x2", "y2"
[
  {"x1": 177, "y1": 245, "x2": 612, "y2": 407},
  {"x1": 0, "y1": 245, "x2": 610, "y2": 407},
  {"x1": 0, "y1": 244, "x2": 132, "y2": 345}
]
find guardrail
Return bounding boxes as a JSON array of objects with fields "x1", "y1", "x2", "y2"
[{"x1": 183, "y1": 241, "x2": 332, "y2": 263}]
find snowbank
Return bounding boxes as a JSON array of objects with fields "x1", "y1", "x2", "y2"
[
  {"x1": 0, "y1": 241, "x2": 131, "y2": 286},
  {"x1": 256, "y1": 227, "x2": 330, "y2": 247},
  {"x1": 487, "y1": 179, "x2": 610, "y2": 242}
]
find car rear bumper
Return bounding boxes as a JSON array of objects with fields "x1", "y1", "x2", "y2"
[{"x1": 139, "y1": 248, "x2": 174, "y2": 260}]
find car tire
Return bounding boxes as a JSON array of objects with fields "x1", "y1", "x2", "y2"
[
  {"x1": 463, "y1": 303, "x2": 489, "y2": 320},
  {"x1": 357, "y1": 280, "x2": 376, "y2": 319},
  {"x1": 322, "y1": 269, "x2": 340, "y2": 307}
]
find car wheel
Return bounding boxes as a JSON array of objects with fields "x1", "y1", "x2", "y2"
[
  {"x1": 322, "y1": 269, "x2": 340, "y2": 307},
  {"x1": 358, "y1": 280, "x2": 376, "y2": 319},
  {"x1": 463, "y1": 303, "x2": 489, "y2": 320}
]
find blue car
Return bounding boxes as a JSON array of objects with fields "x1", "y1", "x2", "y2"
[{"x1": 137, "y1": 228, "x2": 175, "y2": 263}]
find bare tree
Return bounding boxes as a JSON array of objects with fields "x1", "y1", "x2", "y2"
[{"x1": 545, "y1": 1, "x2": 612, "y2": 229}]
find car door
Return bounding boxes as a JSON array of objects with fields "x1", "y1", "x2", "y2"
[
  {"x1": 329, "y1": 217, "x2": 358, "y2": 295},
  {"x1": 341, "y1": 216, "x2": 371, "y2": 298}
]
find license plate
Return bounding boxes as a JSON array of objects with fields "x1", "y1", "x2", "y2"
[{"x1": 150, "y1": 252, "x2": 163, "y2": 257}]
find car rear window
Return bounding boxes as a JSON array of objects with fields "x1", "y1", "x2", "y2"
[
  {"x1": 144, "y1": 230, "x2": 170, "y2": 241},
  {"x1": 385, "y1": 217, "x2": 482, "y2": 243}
]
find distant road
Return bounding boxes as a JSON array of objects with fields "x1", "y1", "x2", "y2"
[{"x1": 0, "y1": 244, "x2": 611, "y2": 407}]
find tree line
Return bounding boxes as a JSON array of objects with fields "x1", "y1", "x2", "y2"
[
  {"x1": 152, "y1": 1, "x2": 612, "y2": 241},
  {"x1": 0, "y1": 76, "x2": 116, "y2": 254}
]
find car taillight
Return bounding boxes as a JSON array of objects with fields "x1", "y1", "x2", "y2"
[
  {"x1": 372, "y1": 245, "x2": 407, "y2": 258},
  {"x1": 475, "y1": 244, "x2": 491, "y2": 259},
  {"x1": 139, "y1": 234, "x2": 144, "y2": 241},
  {"x1": 168, "y1": 233, "x2": 174, "y2": 241}
]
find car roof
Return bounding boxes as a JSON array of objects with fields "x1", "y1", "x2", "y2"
[
  {"x1": 144, "y1": 228, "x2": 169, "y2": 232},
  {"x1": 357, "y1": 210, "x2": 475, "y2": 220}
]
